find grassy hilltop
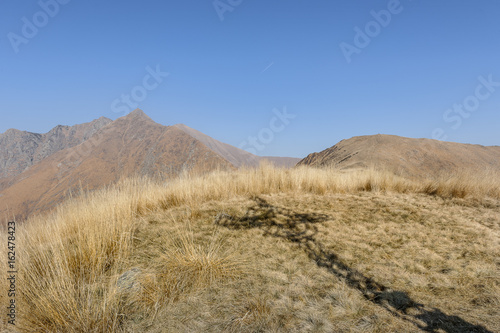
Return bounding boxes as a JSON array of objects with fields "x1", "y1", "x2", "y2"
[{"x1": 1, "y1": 164, "x2": 499, "y2": 332}]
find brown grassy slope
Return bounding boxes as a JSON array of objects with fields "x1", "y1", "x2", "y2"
[
  {"x1": 0, "y1": 110, "x2": 234, "y2": 221},
  {"x1": 298, "y1": 134, "x2": 500, "y2": 179},
  {"x1": 0, "y1": 116, "x2": 112, "y2": 183},
  {"x1": 0, "y1": 165, "x2": 498, "y2": 332}
]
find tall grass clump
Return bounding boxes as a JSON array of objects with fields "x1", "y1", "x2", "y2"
[
  {"x1": 1, "y1": 181, "x2": 148, "y2": 332},
  {"x1": 134, "y1": 226, "x2": 247, "y2": 312},
  {"x1": 419, "y1": 168, "x2": 500, "y2": 199}
]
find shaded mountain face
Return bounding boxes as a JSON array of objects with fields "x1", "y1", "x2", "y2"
[
  {"x1": 298, "y1": 134, "x2": 500, "y2": 178},
  {"x1": 173, "y1": 124, "x2": 300, "y2": 168},
  {"x1": 0, "y1": 116, "x2": 112, "y2": 182},
  {"x1": 0, "y1": 110, "x2": 235, "y2": 221}
]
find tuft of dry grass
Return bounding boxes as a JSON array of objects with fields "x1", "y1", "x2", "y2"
[
  {"x1": 159, "y1": 226, "x2": 246, "y2": 287},
  {"x1": 131, "y1": 225, "x2": 247, "y2": 314},
  {"x1": 0, "y1": 163, "x2": 498, "y2": 332},
  {"x1": 8, "y1": 187, "x2": 139, "y2": 332}
]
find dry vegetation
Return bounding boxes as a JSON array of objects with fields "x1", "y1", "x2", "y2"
[{"x1": 1, "y1": 164, "x2": 499, "y2": 332}]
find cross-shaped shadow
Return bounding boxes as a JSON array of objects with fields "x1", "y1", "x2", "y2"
[{"x1": 216, "y1": 197, "x2": 493, "y2": 333}]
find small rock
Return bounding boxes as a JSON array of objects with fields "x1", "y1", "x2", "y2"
[{"x1": 117, "y1": 267, "x2": 142, "y2": 292}]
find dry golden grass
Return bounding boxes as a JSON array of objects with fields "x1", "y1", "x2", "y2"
[
  {"x1": 128, "y1": 224, "x2": 247, "y2": 315},
  {"x1": 0, "y1": 163, "x2": 498, "y2": 332}
]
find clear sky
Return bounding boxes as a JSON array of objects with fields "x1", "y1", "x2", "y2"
[{"x1": 1, "y1": 0, "x2": 499, "y2": 157}]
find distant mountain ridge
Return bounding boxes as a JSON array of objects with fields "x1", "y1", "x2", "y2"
[
  {"x1": 0, "y1": 110, "x2": 300, "y2": 220},
  {"x1": 0, "y1": 116, "x2": 112, "y2": 182},
  {"x1": 298, "y1": 134, "x2": 500, "y2": 178}
]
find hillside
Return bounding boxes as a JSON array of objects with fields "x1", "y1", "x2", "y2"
[
  {"x1": 0, "y1": 110, "x2": 301, "y2": 221},
  {"x1": 1, "y1": 165, "x2": 498, "y2": 332},
  {"x1": 0, "y1": 110, "x2": 234, "y2": 220},
  {"x1": 298, "y1": 134, "x2": 500, "y2": 178}
]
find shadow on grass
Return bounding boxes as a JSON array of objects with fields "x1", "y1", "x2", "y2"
[{"x1": 216, "y1": 197, "x2": 492, "y2": 333}]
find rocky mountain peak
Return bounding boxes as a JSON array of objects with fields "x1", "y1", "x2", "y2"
[{"x1": 124, "y1": 109, "x2": 153, "y2": 121}]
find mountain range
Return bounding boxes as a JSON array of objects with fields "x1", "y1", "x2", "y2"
[
  {"x1": 1, "y1": 110, "x2": 499, "y2": 221},
  {"x1": 0, "y1": 110, "x2": 299, "y2": 220}
]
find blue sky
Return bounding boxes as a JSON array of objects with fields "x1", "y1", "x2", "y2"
[{"x1": 1, "y1": 0, "x2": 499, "y2": 157}]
